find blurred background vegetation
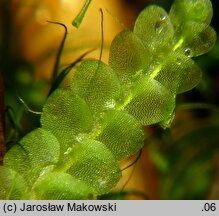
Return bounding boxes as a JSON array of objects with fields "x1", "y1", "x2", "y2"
[{"x1": 0, "y1": 0, "x2": 219, "y2": 199}]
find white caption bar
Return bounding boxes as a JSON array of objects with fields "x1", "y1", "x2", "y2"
[{"x1": 0, "y1": 200, "x2": 218, "y2": 216}]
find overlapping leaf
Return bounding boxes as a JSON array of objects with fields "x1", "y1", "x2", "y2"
[
  {"x1": 134, "y1": 5, "x2": 174, "y2": 52},
  {"x1": 123, "y1": 77, "x2": 175, "y2": 125},
  {"x1": 71, "y1": 60, "x2": 121, "y2": 116},
  {"x1": 169, "y1": 0, "x2": 213, "y2": 27},
  {"x1": 41, "y1": 88, "x2": 93, "y2": 152},
  {"x1": 0, "y1": 166, "x2": 28, "y2": 199},
  {"x1": 34, "y1": 172, "x2": 92, "y2": 200},
  {"x1": 154, "y1": 53, "x2": 202, "y2": 94},
  {"x1": 3, "y1": 128, "x2": 60, "y2": 185},
  {"x1": 65, "y1": 139, "x2": 121, "y2": 195},
  {"x1": 97, "y1": 110, "x2": 145, "y2": 160},
  {"x1": 181, "y1": 23, "x2": 216, "y2": 57},
  {"x1": 169, "y1": 0, "x2": 216, "y2": 57},
  {"x1": 109, "y1": 30, "x2": 151, "y2": 85}
]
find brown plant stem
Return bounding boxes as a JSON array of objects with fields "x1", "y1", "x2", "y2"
[{"x1": 0, "y1": 72, "x2": 6, "y2": 165}]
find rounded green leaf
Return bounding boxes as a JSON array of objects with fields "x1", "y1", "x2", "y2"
[
  {"x1": 109, "y1": 30, "x2": 151, "y2": 85},
  {"x1": 71, "y1": 60, "x2": 121, "y2": 115},
  {"x1": 34, "y1": 172, "x2": 93, "y2": 200},
  {"x1": 169, "y1": 0, "x2": 213, "y2": 27},
  {"x1": 0, "y1": 166, "x2": 28, "y2": 199},
  {"x1": 155, "y1": 53, "x2": 202, "y2": 94},
  {"x1": 134, "y1": 5, "x2": 174, "y2": 52},
  {"x1": 66, "y1": 139, "x2": 121, "y2": 195},
  {"x1": 41, "y1": 88, "x2": 93, "y2": 151},
  {"x1": 181, "y1": 24, "x2": 217, "y2": 57},
  {"x1": 97, "y1": 110, "x2": 145, "y2": 160},
  {"x1": 124, "y1": 77, "x2": 175, "y2": 125},
  {"x1": 176, "y1": 60, "x2": 202, "y2": 94},
  {"x1": 3, "y1": 128, "x2": 60, "y2": 185}
]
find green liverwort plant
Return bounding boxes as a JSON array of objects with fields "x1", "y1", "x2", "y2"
[{"x1": 0, "y1": 0, "x2": 216, "y2": 199}]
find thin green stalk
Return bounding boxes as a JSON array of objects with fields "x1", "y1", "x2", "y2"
[
  {"x1": 72, "y1": 0, "x2": 92, "y2": 28},
  {"x1": 47, "y1": 21, "x2": 68, "y2": 82}
]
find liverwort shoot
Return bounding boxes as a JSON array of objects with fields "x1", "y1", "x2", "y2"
[{"x1": 0, "y1": 0, "x2": 217, "y2": 200}]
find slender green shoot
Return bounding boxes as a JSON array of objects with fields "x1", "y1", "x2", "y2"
[{"x1": 72, "y1": 0, "x2": 92, "y2": 28}]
